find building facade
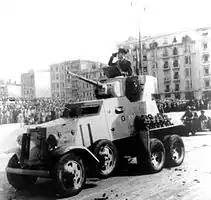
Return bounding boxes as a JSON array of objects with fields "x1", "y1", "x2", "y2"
[
  {"x1": 21, "y1": 70, "x2": 36, "y2": 98},
  {"x1": 117, "y1": 27, "x2": 211, "y2": 100},
  {"x1": 50, "y1": 60, "x2": 106, "y2": 102}
]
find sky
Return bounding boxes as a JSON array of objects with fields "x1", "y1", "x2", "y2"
[{"x1": 0, "y1": 0, "x2": 211, "y2": 83}]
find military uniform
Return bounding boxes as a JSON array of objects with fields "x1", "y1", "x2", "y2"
[{"x1": 108, "y1": 48, "x2": 132, "y2": 76}]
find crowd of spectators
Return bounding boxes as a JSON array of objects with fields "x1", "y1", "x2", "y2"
[
  {"x1": 1, "y1": 97, "x2": 211, "y2": 126},
  {"x1": 0, "y1": 97, "x2": 66, "y2": 125},
  {"x1": 156, "y1": 98, "x2": 211, "y2": 113}
]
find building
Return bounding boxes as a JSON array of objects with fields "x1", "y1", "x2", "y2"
[
  {"x1": 50, "y1": 60, "x2": 106, "y2": 102},
  {"x1": 21, "y1": 70, "x2": 36, "y2": 98},
  {"x1": 0, "y1": 82, "x2": 21, "y2": 98},
  {"x1": 117, "y1": 27, "x2": 211, "y2": 100},
  {"x1": 21, "y1": 69, "x2": 50, "y2": 98},
  {"x1": 34, "y1": 70, "x2": 51, "y2": 98}
]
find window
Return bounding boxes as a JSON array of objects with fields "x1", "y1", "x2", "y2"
[
  {"x1": 143, "y1": 55, "x2": 147, "y2": 61},
  {"x1": 165, "y1": 93, "x2": 171, "y2": 98},
  {"x1": 56, "y1": 84, "x2": 59, "y2": 89},
  {"x1": 203, "y1": 54, "x2": 209, "y2": 62},
  {"x1": 185, "y1": 68, "x2": 189, "y2": 77},
  {"x1": 56, "y1": 75, "x2": 59, "y2": 80},
  {"x1": 143, "y1": 67, "x2": 148, "y2": 72},
  {"x1": 56, "y1": 66, "x2": 58, "y2": 72},
  {"x1": 202, "y1": 32, "x2": 208, "y2": 36},
  {"x1": 204, "y1": 68, "x2": 209, "y2": 75},
  {"x1": 185, "y1": 56, "x2": 189, "y2": 64},
  {"x1": 163, "y1": 48, "x2": 168, "y2": 56},
  {"x1": 164, "y1": 61, "x2": 169, "y2": 68},
  {"x1": 165, "y1": 85, "x2": 170, "y2": 92},
  {"x1": 203, "y1": 43, "x2": 208, "y2": 49},
  {"x1": 174, "y1": 71, "x2": 179, "y2": 79},
  {"x1": 184, "y1": 44, "x2": 188, "y2": 52},
  {"x1": 173, "y1": 60, "x2": 178, "y2": 67},
  {"x1": 189, "y1": 56, "x2": 192, "y2": 64},
  {"x1": 175, "y1": 93, "x2": 180, "y2": 99},
  {"x1": 186, "y1": 80, "x2": 190, "y2": 90},
  {"x1": 173, "y1": 47, "x2": 178, "y2": 55},
  {"x1": 175, "y1": 83, "x2": 180, "y2": 91},
  {"x1": 153, "y1": 72, "x2": 156, "y2": 77},
  {"x1": 173, "y1": 37, "x2": 177, "y2": 43},
  {"x1": 205, "y1": 80, "x2": 210, "y2": 87}
]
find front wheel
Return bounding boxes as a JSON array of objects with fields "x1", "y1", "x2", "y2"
[
  {"x1": 6, "y1": 154, "x2": 37, "y2": 190},
  {"x1": 164, "y1": 135, "x2": 185, "y2": 167},
  {"x1": 53, "y1": 153, "x2": 86, "y2": 198}
]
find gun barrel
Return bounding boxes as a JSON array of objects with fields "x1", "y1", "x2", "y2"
[{"x1": 67, "y1": 71, "x2": 104, "y2": 88}]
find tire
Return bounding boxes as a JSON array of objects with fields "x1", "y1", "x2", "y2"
[
  {"x1": 145, "y1": 139, "x2": 165, "y2": 173},
  {"x1": 93, "y1": 140, "x2": 118, "y2": 179},
  {"x1": 163, "y1": 134, "x2": 185, "y2": 167},
  {"x1": 6, "y1": 154, "x2": 37, "y2": 190},
  {"x1": 53, "y1": 153, "x2": 86, "y2": 198}
]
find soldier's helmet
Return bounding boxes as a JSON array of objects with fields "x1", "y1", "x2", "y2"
[{"x1": 118, "y1": 47, "x2": 129, "y2": 54}]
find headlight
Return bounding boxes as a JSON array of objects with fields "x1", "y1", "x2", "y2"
[{"x1": 16, "y1": 135, "x2": 23, "y2": 146}]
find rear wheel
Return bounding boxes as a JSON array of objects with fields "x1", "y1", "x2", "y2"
[
  {"x1": 6, "y1": 154, "x2": 37, "y2": 190},
  {"x1": 53, "y1": 153, "x2": 86, "y2": 197},
  {"x1": 147, "y1": 139, "x2": 166, "y2": 173},
  {"x1": 93, "y1": 140, "x2": 118, "y2": 178},
  {"x1": 138, "y1": 139, "x2": 165, "y2": 173},
  {"x1": 164, "y1": 134, "x2": 185, "y2": 167}
]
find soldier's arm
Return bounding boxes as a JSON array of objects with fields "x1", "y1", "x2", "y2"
[
  {"x1": 127, "y1": 61, "x2": 133, "y2": 76},
  {"x1": 108, "y1": 55, "x2": 116, "y2": 66}
]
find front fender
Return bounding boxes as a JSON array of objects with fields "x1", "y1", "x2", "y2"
[
  {"x1": 51, "y1": 146, "x2": 100, "y2": 163},
  {"x1": 4, "y1": 147, "x2": 21, "y2": 160}
]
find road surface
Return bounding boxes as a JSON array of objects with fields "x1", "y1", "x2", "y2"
[{"x1": 0, "y1": 131, "x2": 211, "y2": 200}]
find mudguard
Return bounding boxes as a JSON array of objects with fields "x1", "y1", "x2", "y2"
[
  {"x1": 51, "y1": 145, "x2": 100, "y2": 163},
  {"x1": 4, "y1": 147, "x2": 21, "y2": 160}
]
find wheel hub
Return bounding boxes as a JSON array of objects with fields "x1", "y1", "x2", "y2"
[
  {"x1": 151, "y1": 152, "x2": 162, "y2": 168},
  {"x1": 63, "y1": 161, "x2": 83, "y2": 190},
  {"x1": 172, "y1": 148, "x2": 180, "y2": 160},
  {"x1": 99, "y1": 146, "x2": 114, "y2": 174}
]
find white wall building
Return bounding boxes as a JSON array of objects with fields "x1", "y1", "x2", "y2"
[{"x1": 117, "y1": 27, "x2": 211, "y2": 100}]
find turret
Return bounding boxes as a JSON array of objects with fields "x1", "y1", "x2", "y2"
[{"x1": 67, "y1": 68, "x2": 158, "y2": 102}]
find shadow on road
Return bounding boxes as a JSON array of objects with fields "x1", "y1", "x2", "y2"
[{"x1": 2, "y1": 178, "x2": 98, "y2": 200}]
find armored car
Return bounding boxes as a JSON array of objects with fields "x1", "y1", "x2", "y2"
[{"x1": 6, "y1": 66, "x2": 186, "y2": 197}]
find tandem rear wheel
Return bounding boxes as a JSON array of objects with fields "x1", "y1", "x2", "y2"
[
  {"x1": 163, "y1": 134, "x2": 185, "y2": 167},
  {"x1": 137, "y1": 138, "x2": 166, "y2": 173}
]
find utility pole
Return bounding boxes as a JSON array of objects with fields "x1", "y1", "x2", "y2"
[
  {"x1": 138, "y1": 29, "x2": 142, "y2": 75},
  {"x1": 131, "y1": 0, "x2": 146, "y2": 75}
]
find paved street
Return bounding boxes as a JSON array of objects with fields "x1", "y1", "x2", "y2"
[{"x1": 0, "y1": 129, "x2": 211, "y2": 200}]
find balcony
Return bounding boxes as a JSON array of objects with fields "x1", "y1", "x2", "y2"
[
  {"x1": 173, "y1": 66, "x2": 179, "y2": 70},
  {"x1": 173, "y1": 77, "x2": 180, "y2": 82},
  {"x1": 163, "y1": 65, "x2": 170, "y2": 71},
  {"x1": 162, "y1": 53, "x2": 169, "y2": 58},
  {"x1": 164, "y1": 90, "x2": 170, "y2": 93},
  {"x1": 173, "y1": 89, "x2": 180, "y2": 93},
  {"x1": 202, "y1": 48, "x2": 209, "y2": 54},
  {"x1": 164, "y1": 77, "x2": 171, "y2": 83}
]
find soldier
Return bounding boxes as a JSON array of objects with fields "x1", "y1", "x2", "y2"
[{"x1": 108, "y1": 48, "x2": 132, "y2": 76}]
